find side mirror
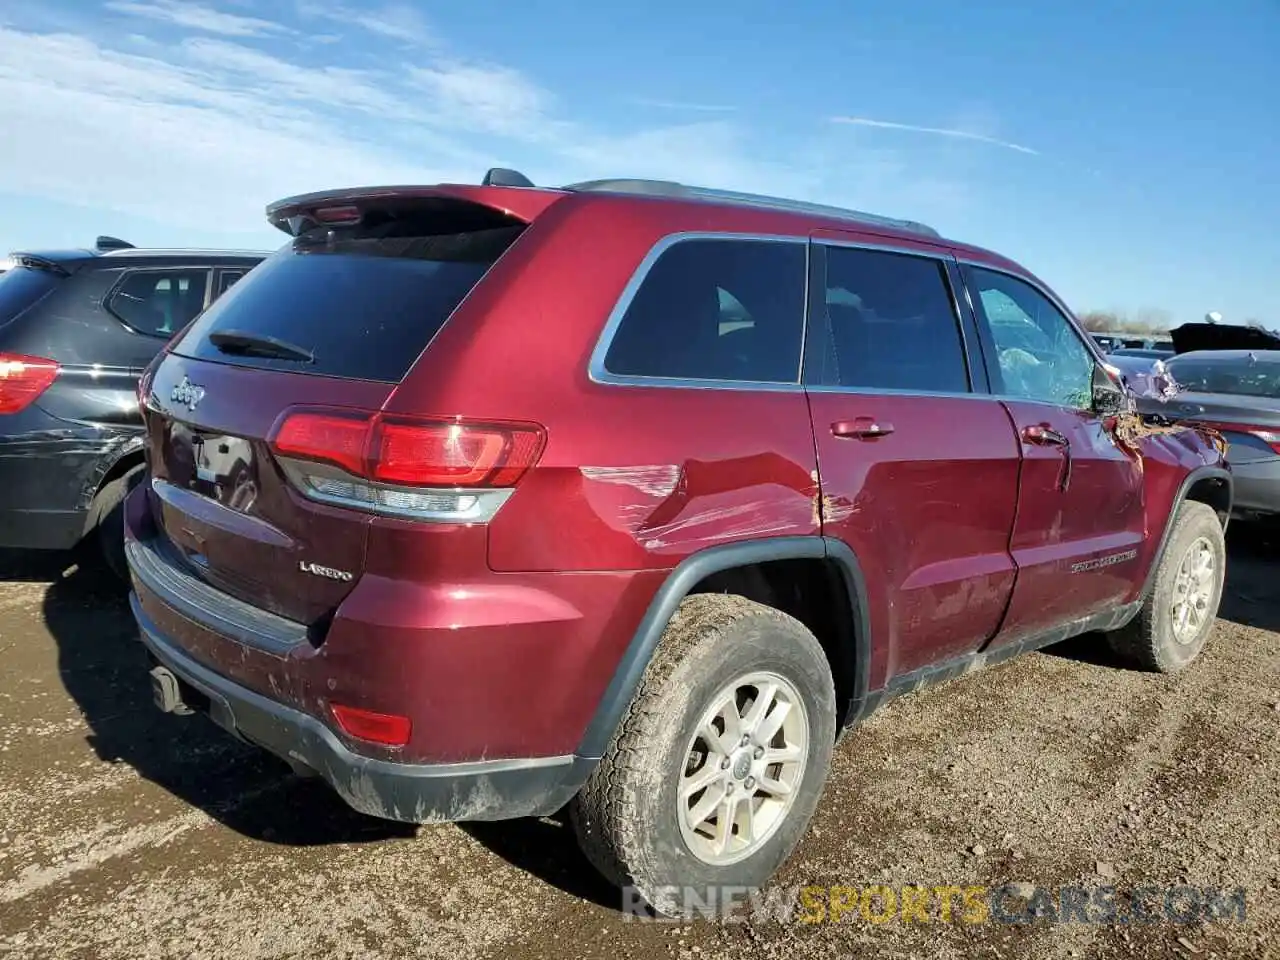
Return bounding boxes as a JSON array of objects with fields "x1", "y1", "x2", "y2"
[{"x1": 1092, "y1": 363, "x2": 1130, "y2": 416}]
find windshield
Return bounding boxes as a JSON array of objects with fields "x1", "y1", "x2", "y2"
[
  {"x1": 1167, "y1": 353, "x2": 1280, "y2": 399},
  {"x1": 0, "y1": 265, "x2": 62, "y2": 328}
]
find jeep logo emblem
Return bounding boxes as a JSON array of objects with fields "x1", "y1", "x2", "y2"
[
  {"x1": 298, "y1": 560, "x2": 354, "y2": 582},
  {"x1": 170, "y1": 376, "x2": 206, "y2": 412}
]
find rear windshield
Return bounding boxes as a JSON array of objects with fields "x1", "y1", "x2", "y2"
[
  {"x1": 1167, "y1": 354, "x2": 1280, "y2": 399},
  {"x1": 0, "y1": 266, "x2": 62, "y2": 328},
  {"x1": 173, "y1": 218, "x2": 523, "y2": 382}
]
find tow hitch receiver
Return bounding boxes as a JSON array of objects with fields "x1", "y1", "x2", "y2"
[{"x1": 150, "y1": 665, "x2": 193, "y2": 716}]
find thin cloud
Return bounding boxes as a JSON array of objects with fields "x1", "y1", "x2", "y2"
[
  {"x1": 104, "y1": 0, "x2": 288, "y2": 38},
  {"x1": 0, "y1": 18, "x2": 979, "y2": 249},
  {"x1": 295, "y1": 1, "x2": 434, "y2": 45},
  {"x1": 832, "y1": 115, "x2": 1038, "y2": 156},
  {"x1": 632, "y1": 97, "x2": 737, "y2": 114}
]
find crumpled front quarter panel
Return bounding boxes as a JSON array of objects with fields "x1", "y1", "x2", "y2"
[{"x1": 1130, "y1": 424, "x2": 1229, "y2": 597}]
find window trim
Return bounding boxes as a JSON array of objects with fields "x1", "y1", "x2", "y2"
[
  {"x1": 801, "y1": 240, "x2": 980, "y2": 398},
  {"x1": 586, "y1": 232, "x2": 811, "y2": 393},
  {"x1": 959, "y1": 260, "x2": 1103, "y2": 411},
  {"x1": 104, "y1": 266, "x2": 213, "y2": 340}
]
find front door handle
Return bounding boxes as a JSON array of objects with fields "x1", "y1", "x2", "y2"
[
  {"x1": 1021, "y1": 423, "x2": 1073, "y2": 492},
  {"x1": 832, "y1": 417, "x2": 895, "y2": 440},
  {"x1": 1022, "y1": 423, "x2": 1068, "y2": 447}
]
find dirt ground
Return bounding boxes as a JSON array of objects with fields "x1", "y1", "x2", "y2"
[{"x1": 1, "y1": 526, "x2": 1278, "y2": 960}]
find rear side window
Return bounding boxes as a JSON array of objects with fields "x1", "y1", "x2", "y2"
[
  {"x1": 602, "y1": 238, "x2": 806, "y2": 384},
  {"x1": 0, "y1": 266, "x2": 62, "y2": 328},
  {"x1": 175, "y1": 222, "x2": 522, "y2": 383},
  {"x1": 109, "y1": 269, "x2": 211, "y2": 338},
  {"x1": 809, "y1": 246, "x2": 970, "y2": 393}
]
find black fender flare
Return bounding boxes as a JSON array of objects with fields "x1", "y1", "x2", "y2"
[
  {"x1": 1138, "y1": 464, "x2": 1232, "y2": 602},
  {"x1": 574, "y1": 535, "x2": 872, "y2": 760},
  {"x1": 75, "y1": 431, "x2": 147, "y2": 513}
]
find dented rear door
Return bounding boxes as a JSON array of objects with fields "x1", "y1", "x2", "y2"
[{"x1": 804, "y1": 238, "x2": 1021, "y2": 682}]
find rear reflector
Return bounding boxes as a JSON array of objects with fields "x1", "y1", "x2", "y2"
[
  {"x1": 0, "y1": 353, "x2": 59, "y2": 414},
  {"x1": 331, "y1": 704, "x2": 412, "y2": 746}
]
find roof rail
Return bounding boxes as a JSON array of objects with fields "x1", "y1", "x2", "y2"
[{"x1": 562, "y1": 178, "x2": 941, "y2": 238}]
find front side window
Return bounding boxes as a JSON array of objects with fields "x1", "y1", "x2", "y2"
[
  {"x1": 109, "y1": 269, "x2": 211, "y2": 337},
  {"x1": 602, "y1": 238, "x2": 806, "y2": 384},
  {"x1": 810, "y1": 246, "x2": 970, "y2": 393},
  {"x1": 969, "y1": 267, "x2": 1095, "y2": 409}
]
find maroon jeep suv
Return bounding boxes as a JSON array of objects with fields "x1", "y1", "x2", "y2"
[{"x1": 124, "y1": 170, "x2": 1231, "y2": 906}]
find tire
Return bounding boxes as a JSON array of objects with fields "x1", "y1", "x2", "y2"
[
  {"x1": 1107, "y1": 500, "x2": 1225, "y2": 673},
  {"x1": 570, "y1": 593, "x2": 836, "y2": 915},
  {"x1": 88, "y1": 464, "x2": 145, "y2": 583}
]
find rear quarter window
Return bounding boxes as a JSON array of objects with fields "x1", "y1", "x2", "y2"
[{"x1": 0, "y1": 267, "x2": 62, "y2": 329}]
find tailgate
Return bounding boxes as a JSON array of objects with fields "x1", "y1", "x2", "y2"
[{"x1": 144, "y1": 355, "x2": 393, "y2": 624}]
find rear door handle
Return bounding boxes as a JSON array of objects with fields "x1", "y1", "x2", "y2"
[{"x1": 832, "y1": 417, "x2": 895, "y2": 440}]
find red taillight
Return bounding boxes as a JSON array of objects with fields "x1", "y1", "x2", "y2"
[
  {"x1": 372, "y1": 419, "x2": 543, "y2": 486},
  {"x1": 273, "y1": 411, "x2": 369, "y2": 476},
  {"x1": 1249, "y1": 429, "x2": 1280, "y2": 456},
  {"x1": 1200, "y1": 422, "x2": 1280, "y2": 457},
  {"x1": 331, "y1": 704, "x2": 411, "y2": 746},
  {"x1": 269, "y1": 409, "x2": 545, "y2": 488},
  {"x1": 0, "y1": 353, "x2": 59, "y2": 414}
]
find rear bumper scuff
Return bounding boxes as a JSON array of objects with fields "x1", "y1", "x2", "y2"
[{"x1": 131, "y1": 594, "x2": 592, "y2": 823}]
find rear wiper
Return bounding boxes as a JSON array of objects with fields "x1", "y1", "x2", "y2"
[{"x1": 208, "y1": 330, "x2": 314, "y2": 363}]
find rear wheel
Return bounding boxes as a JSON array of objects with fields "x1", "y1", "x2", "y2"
[
  {"x1": 88, "y1": 464, "x2": 145, "y2": 583},
  {"x1": 570, "y1": 594, "x2": 836, "y2": 914},
  {"x1": 1107, "y1": 500, "x2": 1225, "y2": 673}
]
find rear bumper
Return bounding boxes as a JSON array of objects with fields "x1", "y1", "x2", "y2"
[
  {"x1": 133, "y1": 594, "x2": 593, "y2": 822},
  {"x1": 0, "y1": 505, "x2": 87, "y2": 551},
  {"x1": 1231, "y1": 459, "x2": 1280, "y2": 517},
  {"x1": 121, "y1": 481, "x2": 663, "y2": 821}
]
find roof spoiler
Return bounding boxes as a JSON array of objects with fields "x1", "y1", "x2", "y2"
[
  {"x1": 7, "y1": 253, "x2": 71, "y2": 276},
  {"x1": 265, "y1": 170, "x2": 557, "y2": 237}
]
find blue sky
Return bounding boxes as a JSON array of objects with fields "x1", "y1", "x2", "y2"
[{"x1": 0, "y1": 0, "x2": 1276, "y2": 325}]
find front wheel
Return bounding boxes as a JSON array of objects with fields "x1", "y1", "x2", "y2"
[
  {"x1": 570, "y1": 594, "x2": 836, "y2": 914},
  {"x1": 1107, "y1": 500, "x2": 1226, "y2": 673}
]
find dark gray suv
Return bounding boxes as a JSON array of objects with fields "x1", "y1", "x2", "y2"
[{"x1": 0, "y1": 238, "x2": 264, "y2": 573}]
